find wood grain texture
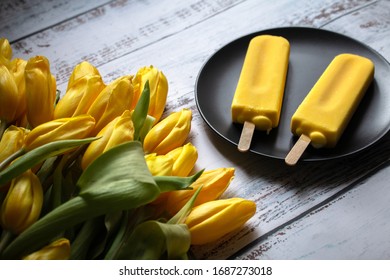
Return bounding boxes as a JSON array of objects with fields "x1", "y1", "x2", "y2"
[
  {"x1": 1, "y1": 0, "x2": 389, "y2": 259},
  {"x1": 0, "y1": 0, "x2": 111, "y2": 42},
  {"x1": 235, "y1": 156, "x2": 390, "y2": 260}
]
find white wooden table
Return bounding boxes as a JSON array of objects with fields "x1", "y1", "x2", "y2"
[{"x1": 2, "y1": 0, "x2": 389, "y2": 260}]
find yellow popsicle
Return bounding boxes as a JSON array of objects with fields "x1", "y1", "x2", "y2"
[
  {"x1": 231, "y1": 35, "x2": 290, "y2": 151},
  {"x1": 286, "y1": 53, "x2": 375, "y2": 165}
]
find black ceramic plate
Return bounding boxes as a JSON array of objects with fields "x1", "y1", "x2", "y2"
[{"x1": 195, "y1": 27, "x2": 390, "y2": 161}]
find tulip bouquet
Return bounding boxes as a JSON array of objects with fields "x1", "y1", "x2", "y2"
[{"x1": 0, "y1": 37, "x2": 256, "y2": 259}]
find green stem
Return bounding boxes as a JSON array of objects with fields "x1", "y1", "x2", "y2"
[
  {"x1": 0, "y1": 148, "x2": 25, "y2": 172},
  {"x1": 0, "y1": 231, "x2": 15, "y2": 255},
  {"x1": 0, "y1": 190, "x2": 6, "y2": 205},
  {"x1": 36, "y1": 157, "x2": 60, "y2": 192},
  {"x1": 52, "y1": 157, "x2": 65, "y2": 210},
  {"x1": 70, "y1": 217, "x2": 103, "y2": 260},
  {"x1": 104, "y1": 211, "x2": 130, "y2": 260},
  {"x1": 0, "y1": 120, "x2": 7, "y2": 141},
  {"x1": 62, "y1": 145, "x2": 86, "y2": 173}
]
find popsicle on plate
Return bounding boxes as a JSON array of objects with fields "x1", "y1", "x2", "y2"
[
  {"x1": 285, "y1": 53, "x2": 375, "y2": 165},
  {"x1": 231, "y1": 35, "x2": 290, "y2": 152}
]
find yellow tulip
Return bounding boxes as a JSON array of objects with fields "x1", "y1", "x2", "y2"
[
  {"x1": 0, "y1": 38, "x2": 12, "y2": 68},
  {"x1": 0, "y1": 65, "x2": 22, "y2": 123},
  {"x1": 0, "y1": 170, "x2": 43, "y2": 234},
  {"x1": 132, "y1": 66, "x2": 168, "y2": 123},
  {"x1": 0, "y1": 126, "x2": 28, "y2": 164},
  {"x1": 23, "y1": 238, "x2": 70, "y2": 260},
  {"x1": 185, "y1": 198, "x2": 256, "y2": 245},
  {"x1": 145, "y1": 153, "x2": 174, "y2": 208},
  {"x1": 25, "y1": 56, "x2": 56, "y2": 128},
  {"x1": 9, "y1": 58, "x2": 28, "y2": 121},
  {"x1": 66, "y1": 61, "x2": 102, "y2": 91},
  {"x1": 24, "y1": 114, "x2": 95, "y2": 151},
  {"x1": 81, "y1": 110, "x2": 134, "y2": 170},
  {"x1": 143, "y1": 108, "x2": 192, "y2": 155},
  {"x1": 145, "y1": 144, "x2": 197, "y2": 209},
  {"x1": 165, "y1": 142, "x2": 197, "y2": 177},
  {"x1": 87, "y1": 75, "x2": 134, "y2": 135},
  {"x1": 165, "y1": 167, "x2": 234, "y2": 215},
  {"x1": 54, "y1": 62, "x2": 105, "y2": 118},
  {"x1": 145, "y1": 153, "x2": 174, "y2": 176}
]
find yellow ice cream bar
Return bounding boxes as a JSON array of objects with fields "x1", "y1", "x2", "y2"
[
  {"x1": 231, "y1": 35, "x2": 290, "y2": 133},
  {"x1": 290, "y1": 53, "x2": 375, "y2": 148}
]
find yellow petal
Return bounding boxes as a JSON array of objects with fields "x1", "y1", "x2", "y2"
[
  {"x1": 143, "y1": 108, "x2": 192, "y2": 154},
  {"x1": 145, "y1": 153, "x2": 174, "y2": 176},
  {"x1": 25, "y1": 56, "x2": 56, "y2": 127},
  {"x1": 0, "y1": 38, "x2": 12, "y2": 68},
  {"x1": 54, "y1": 74, "x2": 105, "y2": 118},
  {"x1": 166, "y1": 142, "x2": 198, "y2": 177},
  {"x1": 24, "y1": 114, "x2": 96, "y2": 151},
  {"x1": 0, "y1": 125, "x2": 28, "y2": 163},
  {"x1": 185, "y1": 198, "x2": 256, "y2": 245},
  {"x1": 87, "y1": 75, "x2": 133, "y2": 135},
  {"x1": 23, "y1": 238, "x2": 70, "y2": 260},
  {"x1": 165, "y1": 167, "x2": 234, "y2": 216},
  {"x1": 1, "y1": 170, "x2": 43, "y2": 234},
  {"x1": 81, "y1": 110, "x2": 134, "y2": 170},
  {"x1": 132, "y1": 66, "x2": 168, "y2": 123},
  {"x1": 0, "y1": 65, "x2": 20, "y2": 123}
]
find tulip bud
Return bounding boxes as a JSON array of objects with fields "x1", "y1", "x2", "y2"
[
  {"x1": 145, "y1": 145, "x2": 197, "y2": 208},
  {"x1": 165, "y1": 167, "x2": 234, "y2": 215},
  {"x1": 145, "y1": 153, "x2": 174, "y2": 176},
  {"x1": 24, "y1": 114, "x2": 95, "y2": 151},
  {"x1": 54, "y1": 62, "x2": 105, "y2": 119},
  {"x1": 87, "y1": 75, "x2": 134, "y2": 135},
  {"x1": 0, "y1": 38, "x2": 12, "y2": 68},
  {"x1": 0, "y1": 65, "x2": 21, "y2": 123},
  {"x1": 0, "y1": 170, "x2": 43, "y2": 234},
  {"x1": 23, "y1": 238, "x2": 70, "y2": 260},
  {"x1": 25, "y1": 56, "x2": 56, "y2": 128},
  {"x1": 143, "y1": 108, "x2": 192, "y2": 155},
  {"x1": 9, "y1": 58, "x2": 28, "y2": 121},
  {"x1": 0, "y1": 126, "x2": 28, "y2": 164},
  {"x1": 81, "y1": 110, "x2": 134, "y2": 169},
  {"x1": 144, "y1": 153, "x2": 174, "y2": 208},
  {"x1": 132, "y1": 66, "x2": 168, "y2": 123},
  {"x1": 66, "y1": 61, "x2": 102, "y2": 91},
  {"x1": 165, "y1": 142, "x2": 198, "y2": 177},
  {"x1": 185, "y1": 198, "x2": 256, "y2": 245}
]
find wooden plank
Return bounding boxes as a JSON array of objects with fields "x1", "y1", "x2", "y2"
[
  {"x1": 0, "y1": 0, "x2": 111, "y2": 42},
  {"x1": 323, "y1": 0, "x2": 390, "y2": 58},
  {"x1": 234, "y1": 159, "x2": 390, "y2": 260}
]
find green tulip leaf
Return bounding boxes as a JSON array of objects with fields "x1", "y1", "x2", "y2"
[
  {"x1": 169, "y1": 186, "x2": 203, "y2": 225},
  {"x1": 70, "y1": 216, "x2": 105, "y2": 260},
  {"x1": 153, "y1": 169, "x2": 203, "y2": 193},
  {"x1": 139, "y1": 114, "x2": 155, "y2": 143},
  {"x1": 132, "y1": 80, "x2": 150, "y2": 140},
  {"x1": 114, "y1": 220, "x2": 191, "y2": 260},
  {"x1": 0, "y1": 138, "x2": 98, "y2": 188},
  {"x1": 78, "y1": 141, "x2": 157, "y2": 198}
]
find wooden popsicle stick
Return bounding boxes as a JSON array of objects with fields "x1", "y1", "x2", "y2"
[
  {"x1": 237, "y1": 121, "x2": 255, "y2": 152},
  {"x1": 285, "y1": 134, "x2": 311, "y2": 166}
]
